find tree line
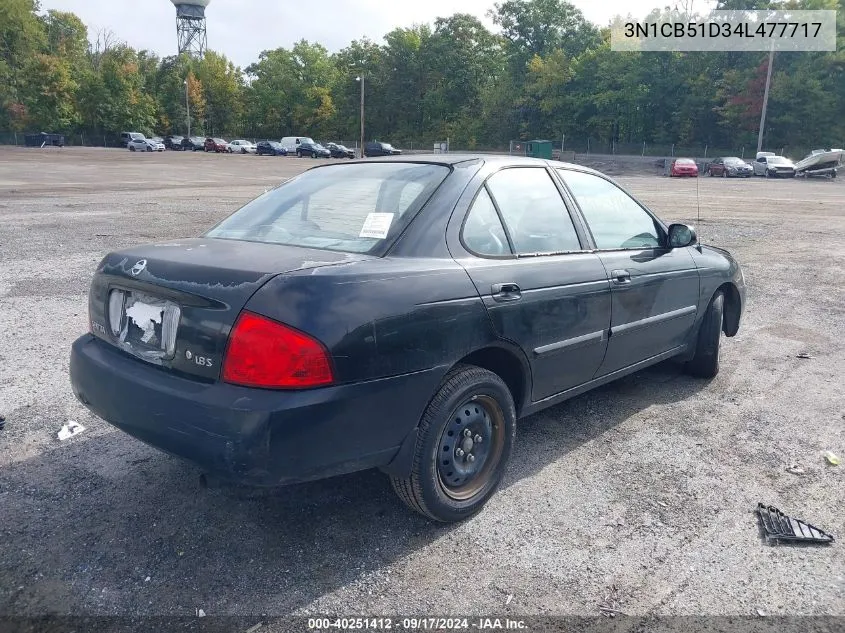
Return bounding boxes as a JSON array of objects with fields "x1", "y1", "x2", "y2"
[{"x1": 1, "y1": 0, "x2": 843, "y2": 153}]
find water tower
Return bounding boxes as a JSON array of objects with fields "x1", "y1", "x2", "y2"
[{"x1": 171, "y1": 0, "x2": 210, "y2": 57}]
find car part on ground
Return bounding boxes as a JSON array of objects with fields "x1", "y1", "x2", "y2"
[{"x1": 757, "y1": 504, "x2": 834, "y2": 545}]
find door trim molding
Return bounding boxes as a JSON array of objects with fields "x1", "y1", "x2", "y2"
[
  {"x1": 611, "y1": 305, "x2": 697, "y2": 337},
  {"x1": 534, "y1": 329, "x2": 607, "y2": 356}
]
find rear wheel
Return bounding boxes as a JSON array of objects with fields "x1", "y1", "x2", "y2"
[
  {"x1": 686, "y1": 291, "x2": 724, "y2": 379},
  {"x1": 390, "y1": 365, "x2": 516, "y2": 522}
]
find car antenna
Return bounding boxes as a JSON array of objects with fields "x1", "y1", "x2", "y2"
[{"x1": 696, "y1": 165, "x2": 701, "y2": 224}]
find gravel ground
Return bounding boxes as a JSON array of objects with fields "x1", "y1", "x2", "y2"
[{"x1": 0, "y1": 147, "x2": 843, "y2": 623}]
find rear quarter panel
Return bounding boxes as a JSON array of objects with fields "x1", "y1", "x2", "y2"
[{"x1": 245, "y1": 257, "x2": 495, "y2": 384}]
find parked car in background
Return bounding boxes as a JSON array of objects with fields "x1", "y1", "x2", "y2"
[
  {"x1": 204, "y1": 137, "x2": 229, "y2": 153},
  {"x1": 70, "y1": 155, "x2": 744, "y2": 523},
  {"x1": 708, "y1": 157, "x2": 753, "y2": 178},
  {"x1": 364, "y1": 141, "x2": 402, "y2": 157},
  {"x1": 229, "y1": 140, "x2": 257, "y2": 154},
  {"x1": 325, "y1": 142, "x2": 355, "y2": 159},
  {"x1": 120, "y1": 132, "x2": 145, "y2": 147},
  {"x1": 753, "y1": 154, "x2": 796, "y2": 178},
  {"x1": 669, "y1": 158, "x2": 699, "y2": 177},
  {"x1": 279, "y1": 136, "x2": 315, "y2": 154},
  {"x1": 296, "y1": 141, "x2": 331, "y2": 158},
  {"x1": 164, "y1": 135, "x2": 184, "y2": 150},
  {"x1": 256, "y1": 141, "x2": 287, "y2": 156},
  {"x1": 127, "y1": 137, "x2": 165, "y2": 152},
  {"x1": 180, "y1": 136, "x2": 206, "y2": 151}
]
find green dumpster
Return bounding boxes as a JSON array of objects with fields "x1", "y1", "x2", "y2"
[{"x1": 525, "y1": 139, "x2": 553, "y2": 159}]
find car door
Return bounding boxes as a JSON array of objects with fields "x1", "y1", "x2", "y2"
[
  {"x1": 753, "y1": 156, "x2": 766, "y2": 175},
  {"x1": 556, "y1": 168, "x2": 700, "y2": 377},
  {"x1": 452, "y1": 166, "x2": 612, "y2": 402}
]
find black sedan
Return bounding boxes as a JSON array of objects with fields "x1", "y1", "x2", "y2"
[
  {"x1": 180, "y1": 136, "x2": 206, "y2": 151},
  {"x1": 69, "y1": 156, "x2": 745, "y2": 522},
  {"x1": 256, "y1": 141, "x2": 287, "y2": 156},
  {"x1": 325, "y1": 142, "x2": 355, "y2": 159},
  {"x1": 364, "y1": 141, "x2": 402, "y2": 157},
  {"x1": 296, "y1": 141, "x2": 331, "y2": 158}
]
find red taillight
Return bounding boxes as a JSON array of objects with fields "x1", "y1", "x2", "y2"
[{"x1": 222, "y1": 311, "x2": 334, "y2": 389}]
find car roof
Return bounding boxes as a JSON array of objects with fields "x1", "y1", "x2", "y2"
[{"x1": 341, "y1": 153, "x2": 604, "y2": 174}]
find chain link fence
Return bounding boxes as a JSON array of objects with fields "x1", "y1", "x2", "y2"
[{"x1": 2, "y1": 130, "x2": 835, "y2": 162}]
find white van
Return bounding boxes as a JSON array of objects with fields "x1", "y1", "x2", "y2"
[{"x1": 279, "y1": 136, "x2": 314, "y2": 153}]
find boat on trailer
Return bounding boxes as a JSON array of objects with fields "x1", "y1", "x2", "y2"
[{"x1": 794, "y1": 149, "x2": 843, "y2": 178}]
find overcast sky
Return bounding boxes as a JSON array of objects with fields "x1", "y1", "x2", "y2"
[{"x1": 41, "y1": 0, "x2": 664, "y2": 68}]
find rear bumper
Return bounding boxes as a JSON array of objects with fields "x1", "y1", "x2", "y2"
[{"x1": 70, "y1": 335, "x2": 444, "y2": 485}]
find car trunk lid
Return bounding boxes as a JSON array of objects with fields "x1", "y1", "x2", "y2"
[{"x1": 88, "y1": 238, "x2": 367, "y2": 381}]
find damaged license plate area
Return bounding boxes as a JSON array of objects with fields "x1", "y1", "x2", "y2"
[{"x1": 108, "y1": 289, "x2": 181, "y2": 363}]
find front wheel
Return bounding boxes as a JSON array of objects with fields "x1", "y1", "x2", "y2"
[
  {"x1": 129, "y1": 146, "x2": 136, "y2": 152},
  {"x1": 686, "y1": 291, "x2": 724, "y2": 379},
  {"x1": 390, "y1": 365, "x2": 516, "y2": 522},
  {"x1": 722, "y1": 170, "x2": 727, "y2": 178}
]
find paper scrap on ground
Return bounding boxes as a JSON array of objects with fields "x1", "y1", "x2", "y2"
[
  {"x1": 58, "y1": 421, "x2": 86, "y2": 441},
  {"x1": 359, "y1": 212, "x2": 394, "y2": 239}
]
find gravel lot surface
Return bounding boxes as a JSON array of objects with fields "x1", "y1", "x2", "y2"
[{"x1": 1, "y1": 147, "x2": 843, "y2": 623}]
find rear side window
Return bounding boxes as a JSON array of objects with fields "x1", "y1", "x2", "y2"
[
  {"x1": 462, "y1": 188, "x2": 510, "y2": 256},
  {"x1": 486, "y1": 168, "x2": 582, "y2": 255},
  {"x1": 207, "y1": 163, "x2": 449, "y2": 254},
  {"x1": 558, "y1": 169, "x2": 662, "y2": 250}
]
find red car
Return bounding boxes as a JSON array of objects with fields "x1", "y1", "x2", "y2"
[
  {"x1": 204, "y1": 137, "x2": 229, "y2": 153},
  {"x1": 670, "y1": 158, "x2": 699, "y2": 177}
]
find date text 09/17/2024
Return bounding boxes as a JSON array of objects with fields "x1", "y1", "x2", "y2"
[{"x1": 307, "y1": 618, "x2": 527, "y2": 630}]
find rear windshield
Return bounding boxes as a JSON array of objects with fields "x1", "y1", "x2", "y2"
[
  {"x1": 675, "y1": 158, "x2": 695, "y2": 165},
  {"x1": 206, "y1": 163, "x2": 449, "y2": 254},
  {"x1": 724, "y1": 157, "x2": 744, "y2": 165},
  {"x1": 769, "y1": 156, "x2": 790, "y2": 164}
]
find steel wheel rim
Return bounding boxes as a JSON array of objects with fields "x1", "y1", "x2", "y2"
[{"x1": 436, "y1": 395, "x2": 505, "y2": 501}]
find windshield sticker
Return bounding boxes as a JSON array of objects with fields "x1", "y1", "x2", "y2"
[{"x1": 359, "y1": 213, "x2": 395, "y2": 239}]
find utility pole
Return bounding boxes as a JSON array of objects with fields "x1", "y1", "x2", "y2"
[
  {"x1": 356, "y1": 75, "x2": 365, "y2": 157},
  {"x1": 756, "y1": 43, "x2": 775, "y2": 155},
  {"x1": 184, "y1": 79, "x2": 191, "y2": 138}
]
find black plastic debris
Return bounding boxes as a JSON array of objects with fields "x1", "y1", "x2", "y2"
[{"x1": 757, "y1": 503, "x2": 834, "y2": 545}]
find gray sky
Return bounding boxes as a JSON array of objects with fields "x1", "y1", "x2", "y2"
[{"x1": 41, "y1": 0, "x2": 664, "y2": 68}]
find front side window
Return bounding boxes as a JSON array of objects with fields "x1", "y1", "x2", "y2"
[
  {"x1": 485, "y1": 168, "x2": 582, "y2": 255},
  {"x1": 559, "y1": 169, "x2": 663, "y2": 250},
  {"x1": 207, "y1": 163, "x2": 449, "y2": 254}
]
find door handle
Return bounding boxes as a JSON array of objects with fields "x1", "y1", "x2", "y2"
[
  {"x1": 611, "y1": 269, "x2": 631, "y2": 284},
  {"x1": 491, "y1": 282, "x2": 522, "y2": 301}
]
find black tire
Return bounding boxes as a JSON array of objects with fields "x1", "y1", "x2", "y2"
[
  {"x1": 311, "y1": 150, "x2": 317, "y2": 158},
  {"x1": 129, "y1": 146, "x2": 136, "y2": 152},
  {"x1": 722, "y1": 170, "x2": 727, "y2": 178},
  {"x1": 241, "y1": 148, "x2": 246, "y2": 154},
  {"x1": 390, "y1": 365, "x2": 516, "y2": 522},
  {"x1": 686, "y1": 291, "x2": 724, "y2": 379}
]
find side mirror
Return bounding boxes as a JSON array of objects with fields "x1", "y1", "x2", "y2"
[{"x1": 668, "y1": 223, "x2": 697, "y2": 248}]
